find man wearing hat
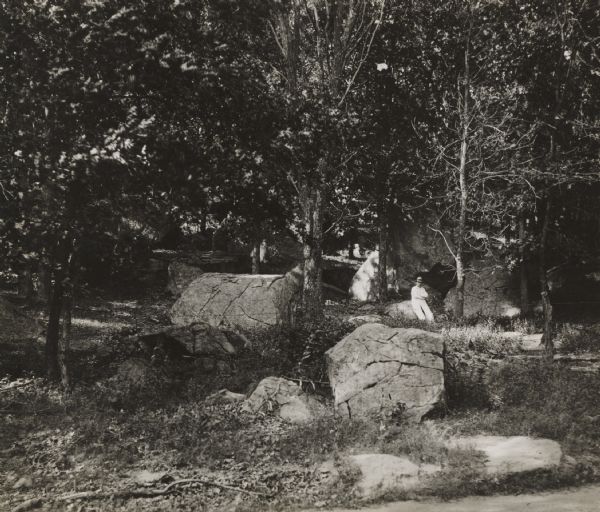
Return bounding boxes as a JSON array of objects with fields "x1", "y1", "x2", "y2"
[{"x1": 411, "y1": 276, "x2": 434, "y2": 322}]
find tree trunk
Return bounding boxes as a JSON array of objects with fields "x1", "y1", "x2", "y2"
[
  {"x1": 378, "y1": 210, "x2": 389, "y2": 303},
  {"x1": 200, "y1": 197, "x2": 208, "y2": 235},
  {"x1": 59, "y1": 285, "x2": 72, "y2": 389},
  {"x1": 251, "y1": 237, "x2": 261, "y2": 274},
  {"x1": 539, "y1": 194, "x2": 554, "y2": 363},
  {"x1": 519, "y1": 215, "x2": 530, "y2": 315},
  {"x1": 46, "y1": 273, "x2": 63, "y2": 381},
  {"x1": 37, "y1": 262, "x2": 50, "y2": 302},
  {"x1": 454, "y1": 254, "x2": 465, "y2": 318},
  {"x1": 302, "y1": 180, "x2": 324, "y2": 324},
  {"x1": 18, "y1": 268, "x2": 34, "y2": 300},
  {"x1": 454, "y1": 28, "x2": 471, "y2": 319}
]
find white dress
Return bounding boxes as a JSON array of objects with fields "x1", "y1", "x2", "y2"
[{"x1": 411, "y1": 285, "x2": 434, "y2": 321}]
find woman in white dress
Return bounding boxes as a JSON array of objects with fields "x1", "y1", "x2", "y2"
[{"x1": 411, "y1": 276, "x2": 434, "y2": 322}]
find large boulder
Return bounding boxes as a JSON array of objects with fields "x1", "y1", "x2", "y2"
[
  {"x1": 325, "y1": 323, "x2": 444, "y2": 422},
  {"x1": 167, "y1": 260, "x2": 204, "y2": 296},
  {"x1": 242, "y1": 377, "x2": 326, "y2": 424},
  {"x1": 349, "y1": 251, "x2": 398, "y2": 302},
  {"x1": 390, "y1": 213, "x2": 454, "y2": 291},
  {"x1": 169, "y1": 270, "x2": 302, "y2": 330},
  {"x1": 0, "y1": 297, "x2": 42, "y2": 341},
  {"x1": 444, "y1": 263, "x2": 520, "y2": 318}
]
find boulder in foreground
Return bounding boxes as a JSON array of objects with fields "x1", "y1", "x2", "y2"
[
  {"x1": 325, "y1": 323, "x2": 444, "y2": 422},
  {"x1": 348, "y1": 453, "x2": 440, "y2": 497},
  {"x1": 169, "y1": 271, "x2": 302, "y2": 330},
  {"x1": 447, "y1": 435, "x2": 562, "y2": 475}
]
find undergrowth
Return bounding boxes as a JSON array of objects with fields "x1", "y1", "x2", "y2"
[{"x1": 4, "y1": 301, "x2": 600, "y2": 510}]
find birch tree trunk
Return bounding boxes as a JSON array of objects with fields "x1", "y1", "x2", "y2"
[
  {"x1": 519, "y1": 215, "x2": 530, "y2": 315},
  {"x1": 251, "y1": 237, "x2": 261, "y2": 274},
  {"x1": 378, "y1": 209, "x2": 389, "y2": 303},
  {"x1": 59, "y1": 282, "x2": 72, "y2": 389},
  {"x1": 454, "y1": 33, "x2": 471, "y2": 319},
  {"x1": 46, "y1": 270, "x2": 63, "y2": 381},
  {"x1": 539, "y1": 193, "x2": 554, "y2": 363}
]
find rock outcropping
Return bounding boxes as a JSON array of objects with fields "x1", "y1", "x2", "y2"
[
  {"x1": 169, "y1": 271, "x2": 302, "y2": 330},
  {"x1": 390, "y1": 214, "x2": 453, "y2": 291},
  {"x1": 325, "y1": 323, "x2": 444, "y2": 422},
  {"x1": 444, "y1": 263, "x2": 520, "y2": 318},
  {"x1": 348, "y1": 251, "x2": 398, "y2": 302}
]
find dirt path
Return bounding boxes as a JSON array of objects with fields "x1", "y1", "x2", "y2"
[{"x1": 319, "y1": 485, "x2": 600, "y2": 512}]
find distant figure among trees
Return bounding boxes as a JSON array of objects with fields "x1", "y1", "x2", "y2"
[{"x1": 411, "y1": 276, "x2": 434, "y2": 322}]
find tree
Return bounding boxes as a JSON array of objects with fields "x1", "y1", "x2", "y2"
[
  {"x1": 512, "y1": 0, "x2": 600, "y2": 360},
  {"x1": 265, "y1": 0, "x2": 386, "y2": 321},
  {"x1": 0, "y1": 0, "x2": 233, "y2": 382}
]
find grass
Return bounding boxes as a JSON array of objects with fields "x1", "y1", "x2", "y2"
[{"x1": 3, "y1": 292, "x2": 600, "y2": 511}]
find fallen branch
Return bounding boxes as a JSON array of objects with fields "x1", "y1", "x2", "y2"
[
  {"x1": 158, "y1": 478, "x2": 271, "y2": 497},
  {"x1": 11, "y1": 478, "x2": 272, "y2": 511}
]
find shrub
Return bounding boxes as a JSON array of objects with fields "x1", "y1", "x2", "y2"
[
  {"x1": 481, "y1": 360, "x2": 600, "y2": 451},
  {"x1": 443, "y1": 324, "x2": 520, "y2": 409},
  {"x1": 555, "y1": 323, "x2": 600, "y2": 353}
]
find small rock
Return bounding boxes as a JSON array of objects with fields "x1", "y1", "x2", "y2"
[
  {"x1": 563, "y1": 455, "x2": 578, "y2": 467},
  {"x1": 346, "y1": 314, "x2": 384, "y2": 326},
  {"x1": 348, "y1": 453, "x2": 440, "y2": 497},
  {"x1": 13, "y1": 476, "x2": 33, "y2": 490},
  {"x1": 242, "y1": 377, "x2": 325, "y2": 424},
  {"x1": 131, "y1": 470, "x2": 168, "y2": 485}
]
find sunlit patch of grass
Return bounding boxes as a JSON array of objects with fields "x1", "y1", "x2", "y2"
[
  {"x1": 72, "y1": 317, "x2": 131, "y2": 330},
  {"x1": 107, "y1": 300, "x2": 139, "y2": 309}
]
